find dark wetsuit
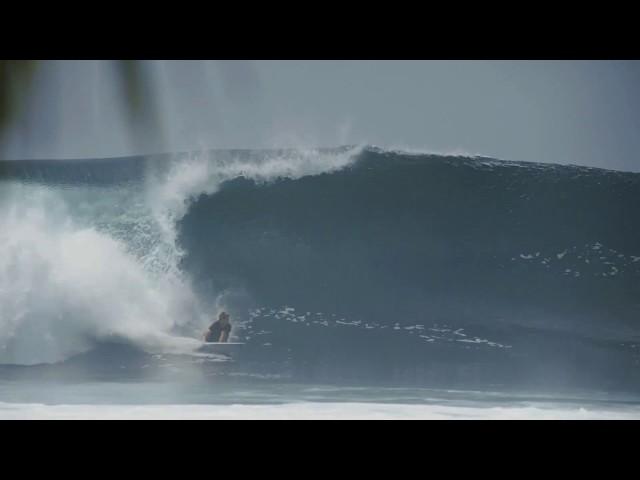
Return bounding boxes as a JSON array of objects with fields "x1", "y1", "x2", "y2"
[{"x1": 205, "y1": 321, "x2": 231, "y2": 342}]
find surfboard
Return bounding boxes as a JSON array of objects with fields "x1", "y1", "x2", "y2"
[{"x1": 197, "y1": 342, "x2": 246, "y2": 354}]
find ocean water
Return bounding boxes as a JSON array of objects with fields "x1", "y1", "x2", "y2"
[{"x1": 1, "y1": 146, "x2": 640, "y2": 419}]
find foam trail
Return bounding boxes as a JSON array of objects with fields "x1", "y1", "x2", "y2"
[{"x1": 1, "y1": 401, "x2": 638, "y2": 420}]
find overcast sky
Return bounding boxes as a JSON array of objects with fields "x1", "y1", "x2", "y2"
[{"x1": 2, "y1": 60, "x2": 639, "y2": 172}]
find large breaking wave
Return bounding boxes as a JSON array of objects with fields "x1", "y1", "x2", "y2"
[
  {"x1": 1, "y1": 146, "x2": 639, "y2": 391},
  {"x1": 0, "y1": 147, "x2": 358, "y2": 364}
]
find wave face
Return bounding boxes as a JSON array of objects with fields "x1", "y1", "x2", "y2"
[{"x1": 1, "y1": 147, "x2": 640, "y2": 390}]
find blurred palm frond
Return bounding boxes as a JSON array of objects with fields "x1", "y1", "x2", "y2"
[
  {"x1": 0, "y1": 60, "x2": 156, "y2": 147},
  {"x1": 0, "y1": 60, "x2": 39, "y2": 132}
]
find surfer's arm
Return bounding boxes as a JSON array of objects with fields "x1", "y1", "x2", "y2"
[{"x1": 219, "y1": 330, "x2": 229, "y2": 343}]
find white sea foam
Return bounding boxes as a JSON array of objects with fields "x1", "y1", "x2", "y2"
[{"x1": 1, "y1": 401, "x2": 638, "y2": 420}]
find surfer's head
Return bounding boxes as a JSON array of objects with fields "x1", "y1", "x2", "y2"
[{"x1": 218, "y1": 311, "x2": 230, "y2": 324}]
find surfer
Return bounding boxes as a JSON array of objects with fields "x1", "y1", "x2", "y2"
[{"x1": 204, "y1": 311, "x2": 232, "y2": 343}]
